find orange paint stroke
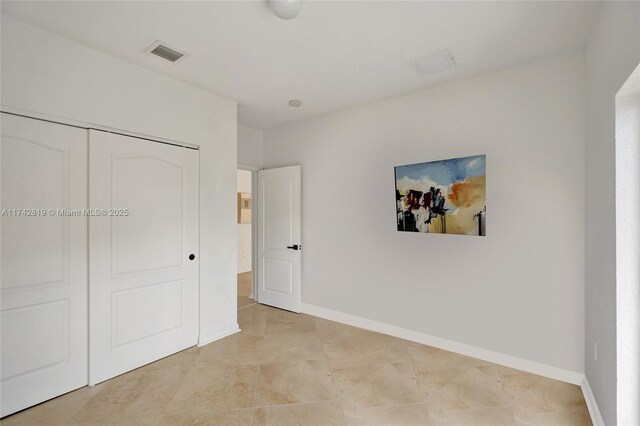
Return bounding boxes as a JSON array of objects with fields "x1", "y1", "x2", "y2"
[{"x1": 448, "y1": 176, "x2": 486, "y2": 208}]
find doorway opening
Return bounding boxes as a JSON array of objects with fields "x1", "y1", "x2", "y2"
[
  {"x1": 615, "y1": 62, "x2": 639, "y2": 425},
  {"x1": 237, "y1": 168, "x2": 257, "y2": 309}
]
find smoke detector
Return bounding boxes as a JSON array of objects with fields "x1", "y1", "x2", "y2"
[
  {"x1": 412, "y1": 50, "x2": 456, "y2": 74},
  {"x1": 146, "y1": 41, "x2": 186, "y2": 63}
]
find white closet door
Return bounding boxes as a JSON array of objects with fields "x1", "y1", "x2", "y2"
[
  {"x1": 1, "y1": 113, "x2": 88, "y2": 417},
  {"x1": 88, "y1": 131, "x2": 198, "y2": 385}
]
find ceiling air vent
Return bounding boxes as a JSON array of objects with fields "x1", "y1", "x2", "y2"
[
  {"x1": 146, "y1": 41, "x2": 185, "y2": 63},
  {"x1": 412, "y1": 50, "x2": 456, "y2": 74}
]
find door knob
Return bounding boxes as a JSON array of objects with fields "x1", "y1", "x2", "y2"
[
  {"x1": 286, "y1": 245, "x2": 300, "y2": 250},
  {"x1": 189, "y1": 254, "x2": 195, "y2": 260}
]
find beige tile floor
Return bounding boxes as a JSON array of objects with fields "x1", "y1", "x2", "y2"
[
  {"x1": 1, "y1": 303, "x2": 591, "y2": 426},
  {"x1": 238, "y1": 272, "x2": 255, "y2": 310}
]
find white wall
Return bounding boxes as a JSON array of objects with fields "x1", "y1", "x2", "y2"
[
  {"x1": 238, "y1": 124, "x2": 264, "y2": 168},
  {"x1": 1, "y1": 15, "x2": 239, "y2": 344},
  {"x1": 237, "y1": 169, "x2": 252, "y2": 274},
  {"x1": 584, "y1": 3, "x2": 640, "y2": 424},
  {"x1": 264, "y1": 54, "x2": 586, "y2": 375}
]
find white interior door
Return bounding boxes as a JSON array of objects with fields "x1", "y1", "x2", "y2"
[
  {"x1": 89, "y1": 130, "x2": 198, "y2": 385},
  {"x1": 1, "y1": 113, "x2": 88, "y2": 417},
  {"x1": 257, "y1": 165, "x2": 302, "y2": 313}
]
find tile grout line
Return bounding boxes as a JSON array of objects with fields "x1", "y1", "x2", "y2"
[
  {"x1": 318, "y1": 339, "x2": 349, "y2": 426},
  {"x1": 238, "y1": 301, "x2": 257, "y2": 311},
  {"x1": 252, "y1": 398, "x2": 342, "y2": 410},
  {"x1": 405, "y1": 342, "x2": 432, "y2": 425},
  {"x1": 338, "y1": 402, "x2": 349, "y2": 425},
  {"x1": 249, "y1": 364, "x2": 262, "y2": 426}
]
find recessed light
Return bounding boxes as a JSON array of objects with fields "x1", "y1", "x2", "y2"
[{"x1": 288, "y1": 99, "x2": 302, "y2": 107}]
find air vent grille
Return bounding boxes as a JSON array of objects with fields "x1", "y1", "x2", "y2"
[
  {"x1": 413, "y1": 50, "x2": 456, "y2": 74},
  {"x1": 148, "y1": 42, "x2": 184, "y2": 63}
]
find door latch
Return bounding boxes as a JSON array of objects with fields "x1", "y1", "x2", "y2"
[{"x1": 286, "y1": 244, "x2": 301, "y2": 250}]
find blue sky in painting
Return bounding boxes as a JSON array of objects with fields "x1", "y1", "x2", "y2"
[{"x1": 395, "y1": 155, "x2": 486, "y2": 186}]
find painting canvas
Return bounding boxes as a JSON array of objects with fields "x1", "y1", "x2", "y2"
[{"x1": 395, "y1": 155, "x2": 486, "y2": 236}]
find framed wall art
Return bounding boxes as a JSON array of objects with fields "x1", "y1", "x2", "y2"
[{"x1": 395, "y1": 155, "x2": 486, "y2": 236}]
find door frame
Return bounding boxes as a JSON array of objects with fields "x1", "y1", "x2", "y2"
[
  {"x1": 615, "y1": 63, "x2": 640, "y2": 425},
  {"x1": 238, "y1": 163, "x2": 260, "y2": 303}
]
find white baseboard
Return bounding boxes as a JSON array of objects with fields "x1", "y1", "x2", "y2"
[
  {"x1": 198, "y1": 323, "x2": 240, "y2": 347},
  {"x1": 581, "y1": 377, "x2": 605, "y2": 426},
  {"x1": 301, "y1": 302, "x2": 584, "y2": 385}
]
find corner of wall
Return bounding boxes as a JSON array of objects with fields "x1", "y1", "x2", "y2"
[
  {"x1": 583, "y1": 2, "x2": 640, "y2": 424},
  {"x1": 581, "y1": 376, "x2": 606, "y2": 426}
]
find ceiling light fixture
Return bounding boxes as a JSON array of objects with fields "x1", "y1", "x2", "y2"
[
  {"x1": 269, "y1": 0, "x2": 302, "y2": 20},
  {"x1": 288, "y1": 99, "x2": 302, "y2": 107}
]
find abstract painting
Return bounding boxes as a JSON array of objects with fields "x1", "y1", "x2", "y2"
[{"x1": 395, "y1": 155, "x2": 486, "y2": 236}]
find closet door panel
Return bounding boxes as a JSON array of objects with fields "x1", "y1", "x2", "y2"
[
  {"x1": 1, "y1": 113, "x2": 88, "y2": 417},
  {"x1": 88, "y1": 130, "x2": 198, "y2": 385}
]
